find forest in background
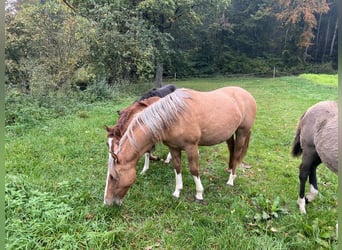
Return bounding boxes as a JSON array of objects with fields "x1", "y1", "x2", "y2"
[{"x1": 5, "y1": 0, "x2": 338, "y2": 93}]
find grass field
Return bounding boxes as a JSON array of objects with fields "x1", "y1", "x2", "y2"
[{"x1": 5, "y1": 76, "x2": 338, "y2": 249}]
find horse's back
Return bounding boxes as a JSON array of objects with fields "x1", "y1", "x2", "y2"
[
  {"x1": 184, "y1": 86, "x2": 256, "y2": 123},
  {"x1": 174, "y1": 87, "x2": 256, "y2": 146}
]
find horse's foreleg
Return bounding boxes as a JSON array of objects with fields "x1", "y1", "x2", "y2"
[
  {"x1": 140, "y1": 153, "x2": 150, "y2": 174},
  {"x1": 186, "y1": 145, "x2": 204, "y2": 200},
  {"x1": 298, "y1": 162, "x2": 309, "y2": 214},
  {"x1": 297, "y1": 150, "x2": 321, "y2": 214},
  {"x1": 170, "y1": 149, "x2": 183, "y2": 198},
  {"x1": 173, "y1": 168, "x2": 183, "y2": 198}
]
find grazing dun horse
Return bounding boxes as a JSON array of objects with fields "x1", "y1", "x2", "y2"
[
  {"x1": 104, "y1": 86, "x2": 257, "y2": 205},
  {"x1": 106, "y1": 84, "x2": 176, "y2": 174},
  {"x1": 292, "y1": 100, "x2": 338, "y2": 214}
]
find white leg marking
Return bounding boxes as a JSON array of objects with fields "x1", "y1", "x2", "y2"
[
  {"x1": 172, "y1": 170, "x2": 183, "y2": 198},
  {"x1": 140, "y1": 153, "x2": 150, "y2": 174},
  {"x1": 164, "y1": 152, "x2": 172, "y2": 164},
  {"x1": 306, "y1": 184, "x2": 318, "y2": 202},
  {"x1": 104, "y1": 171, "x2": 110, "y2": 204},
  {"x1": 107, "y1": 138, "x2": 115, "y2": 169},
  {"x1": 105, "y1": 137, "x2": 115, "y2": 205},
  {"x1": 297, "y1": 197, "x2": 306, "y2": 214},
  {"x1": 193, "y1": 175, "x2": 204, "y2": 200},
  {"x1": 226, "y1": 173, "x2": 237, "y2": 186}
]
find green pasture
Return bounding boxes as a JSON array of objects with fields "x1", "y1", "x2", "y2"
[
  {"x1": 5, "y1": 76, "x2": 338, "y2": 249},
  {"x1": 299, "y1": 73, "x2": 338, "y2": 87}
]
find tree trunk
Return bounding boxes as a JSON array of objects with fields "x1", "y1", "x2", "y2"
[
  {"x1": 321, "y1": 18, "x2": 330, "y2": 63},
  {"x1": 155, "y1": 60, "x2": 163, "y2": 88},
  {"x1": 329, "y1": 17, "x2": 338, "y2": 57},
  {"x1": 315, "y1": 13, "x2": 322, "y2": 61},
  {"x1": 304, "y1": 45, "x2": 309, "y2": 63}
]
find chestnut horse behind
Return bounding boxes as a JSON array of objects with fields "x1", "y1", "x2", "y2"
[
  {"x1": 104, "y1": 86, "x2": 257, "y2": 205},
  {"x1": 105, "y1": 97, "x2": 163, "y2": 174},
  {"x1": 105, "y1": 84, "x2": 176, "y2": 174}
]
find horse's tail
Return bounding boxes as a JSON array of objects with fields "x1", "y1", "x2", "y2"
[{"x1": 291, "y1": 113, "x2": 305, "y2": 157}]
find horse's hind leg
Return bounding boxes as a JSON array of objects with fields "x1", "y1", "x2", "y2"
[
  {"x1": 148, "y1": 145, "x2": 160, "y2": 161},
  {"x1": 227, "y1": 130, "x2": 251, "y2": 186},
  {"x1": 297, "y1": 149, "x2": 321, "y2": 214}
]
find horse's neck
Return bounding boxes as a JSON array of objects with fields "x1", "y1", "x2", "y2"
[{"x1": 119, "y1": 126, "x2": 155, "y2": 164}]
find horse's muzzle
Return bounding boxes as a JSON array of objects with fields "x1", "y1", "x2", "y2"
[{"x1": 104, "y1": 196, "x2": 123, "y2": 206}]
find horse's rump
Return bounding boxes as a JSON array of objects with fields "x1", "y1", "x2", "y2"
[{"x1": 314, "y1": 112, "x2": 338, "y2": 173}]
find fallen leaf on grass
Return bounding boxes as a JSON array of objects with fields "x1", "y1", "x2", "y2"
[
  {"x1": 85, "y1": 213, "x2": 95, "y2": 220},
  {"x1": 145, "y1": 242, "x2": 161, "y2": 250}
]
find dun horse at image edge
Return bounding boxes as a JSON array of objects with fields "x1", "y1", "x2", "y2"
[
  {"x1": 292, "y1": 100, "x2": 338, "y2": 214},
  {"x1": 104, "y1": 86, "x2": 256, "y2": 206}
]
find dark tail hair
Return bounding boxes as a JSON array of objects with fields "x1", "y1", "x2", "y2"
[
  {"x1": 291, "y1": 127, "x2": 302, "y2": 157},
  {"x1": 291, "y1": 113, "x2": 305, "y2": 157}
]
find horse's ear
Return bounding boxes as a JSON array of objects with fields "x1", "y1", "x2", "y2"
[
  {"x1": 104, "y1": 125, "x2": 111, "y2": 132},
  {"x1": 137, "y1": 100, "x2": 149, "y2": 107},
  {"x1": 139, "y1": 96, "x2": 160, "y2": 106},
  {"x1": 114, "y1": 128, "x2": 121, "y2": 138}
]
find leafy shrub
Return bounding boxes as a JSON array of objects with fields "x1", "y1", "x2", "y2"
[
  {"x1": 5, "y1": 89, "x2": 51, "y2": 127},
  {"x1": 5, "y1": 87, "x2": 91, "y2": 133},
  {"x1": 5, "y1": 79, "x2": 154, "y2": 134},
  {"x1": 5, "y1": 175, "x2": 74, "y2": 249},
  {"x1": 304, "y1": 62, "x2": 337, "y2": 74}
]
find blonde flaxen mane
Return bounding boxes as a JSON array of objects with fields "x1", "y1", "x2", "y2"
[{"x1": 118, "y1": 89, "x2": 191, "y2": 152}]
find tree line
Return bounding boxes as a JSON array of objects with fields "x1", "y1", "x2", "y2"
[{"x1": 5, "y1": 0, "x2": 338, "y2": 93}]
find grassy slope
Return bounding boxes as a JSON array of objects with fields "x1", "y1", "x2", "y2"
[
  {"x1": 6, "y1": 76, "x2": 338, "y2": 249},
  {"x1": 299, "y1": 73, "x2": 338, "y2": 87}
]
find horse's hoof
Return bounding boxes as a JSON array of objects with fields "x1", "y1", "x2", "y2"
[
  {"x1": 297, "y1": 197, "x2": 307, "y2": 214},
  {"x1": 194, "y1": 199, "x2": 208, "y2": 205},
  {"x1": 172, "y1": 191, "x2": 181, "y2": 198},
  {"x1": 149, "y1": 155, "x2": 160, "y2": 161}
]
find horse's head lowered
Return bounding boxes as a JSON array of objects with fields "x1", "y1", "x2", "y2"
[
  {"x1": 103, "y1": 149, "x2": 136, "y2": 206},
  {"x1": 104, "y1": 96, "x2": 161, "y2": 206}
]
